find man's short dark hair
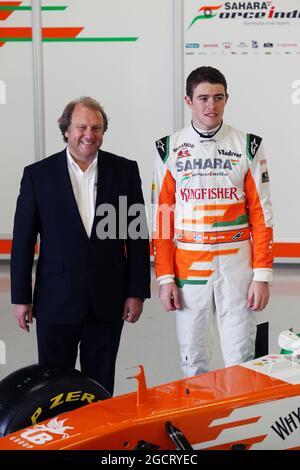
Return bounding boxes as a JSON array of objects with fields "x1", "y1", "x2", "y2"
[
  {"x1": 58, "y1": 96, "x2": 108, "y2": 143},
  {"x1": 186, "y1": 66, "x2": 228, "y2": 100}
]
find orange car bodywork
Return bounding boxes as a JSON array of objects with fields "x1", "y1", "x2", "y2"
[{"x1": 1, "y1": 355, "x2": 300, "y2": 450}]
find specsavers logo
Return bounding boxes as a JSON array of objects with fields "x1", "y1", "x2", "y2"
[
  {"x1": 0, "y1": 1, "x2": 138, "y2": 47},
  {"x1": 188, "y1": 2, "x2": 300, "y2": 29}
]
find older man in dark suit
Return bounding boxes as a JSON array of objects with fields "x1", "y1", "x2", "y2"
[{"x1": 11, "y1": 97, "x2": 150, "y2": 395}]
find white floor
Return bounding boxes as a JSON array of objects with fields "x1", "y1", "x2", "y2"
[{"x1": 0, "y1": 261, "x2": 300, "y2": 396}]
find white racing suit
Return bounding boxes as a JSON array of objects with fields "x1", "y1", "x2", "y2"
[{"x1": 152, "y1": 123, "x2": 273, "y2": 376}]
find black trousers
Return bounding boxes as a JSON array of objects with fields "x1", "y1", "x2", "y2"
[{"x1": 36, "y1": 307, "x2": 124, "y2": 396}]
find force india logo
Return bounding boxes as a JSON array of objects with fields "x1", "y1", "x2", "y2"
[{"x1": 189, "y1": 2, "x2": 300, "y2": 28}]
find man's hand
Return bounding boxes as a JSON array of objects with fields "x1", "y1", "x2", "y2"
[
  {"x1": 247, "y1": 281, "x2": 270, "y2": 311},
  {"x1": 13, "y1": 304, "x2": 33, "y2": 332},
  {"x1": 159, "y1": 282, "x2": 182, "y2": 311},
  {"x1": 122, "y1": 298, "x2": 144, "y2": 323}
]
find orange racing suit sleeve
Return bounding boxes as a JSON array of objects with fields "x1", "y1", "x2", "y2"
[
  {"x1": 244, "y1": 134, "x2": 273, "y2": 282},
  {"x1": 152, "y1": 136, "x2": 176, "y2": 281}
]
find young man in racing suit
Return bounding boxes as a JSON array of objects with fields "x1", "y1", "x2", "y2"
[{"x1": 152, "y1": 66, "x2": 273, "y2": 376}]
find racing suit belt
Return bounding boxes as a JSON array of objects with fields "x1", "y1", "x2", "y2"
[{"x1": 175, "y1": 227, "x2": 250, "y2": 244}]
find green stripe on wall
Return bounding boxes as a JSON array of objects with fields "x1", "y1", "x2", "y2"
[
  {"x1": 42, "y1": 37, "x2": 138, "y2": 42},
  {"x1": 0, "y1": 6, "x2": 67, "y2": 11},
  {"x1": 0, "y1": 37, "x2": 138, "y2": 43}
]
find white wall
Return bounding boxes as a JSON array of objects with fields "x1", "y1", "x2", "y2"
[
  {"x1": 1, "y1": 0, "x2": 176, "y2": 248},
  {"x1": 0, "y1": 1, "x2": 35, "y2": 237}
]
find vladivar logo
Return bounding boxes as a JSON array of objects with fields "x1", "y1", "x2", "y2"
[
  {"x1": 0, "y1": 339, "x2": 6, "y2": 364},
  {"x1": 0, "y1": 1, "x2": 138, "y2": 46},
  {"x1": 0, "y1": 79, "x2": 5, "y2": 103}
]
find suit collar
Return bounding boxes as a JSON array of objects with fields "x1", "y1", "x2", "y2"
[
  {"x1": 56, "y1": 149, "x2": 115, "y2": 241},
  {"x1": 57, "y1": 149, "x2": 90, "y2": 241}
]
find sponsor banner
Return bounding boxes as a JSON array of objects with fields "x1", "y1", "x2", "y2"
[{"x1": 185, "y1": 1, "x2": 300, "y2": 56}]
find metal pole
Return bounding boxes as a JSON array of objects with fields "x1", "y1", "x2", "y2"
[
  {"x1": 31, "y1": 0, "x2": 45, "y2": 161},
  {"x1": 172, "y1": 0, "x2": 184, "y2": 132}
]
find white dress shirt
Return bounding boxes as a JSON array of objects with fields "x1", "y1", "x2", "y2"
[{"x1": 66, "y1": 148, "x2": 98, "y2": 237}]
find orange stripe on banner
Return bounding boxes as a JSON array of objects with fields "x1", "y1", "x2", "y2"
[
  {"x1": 0, "y1": 2, "x2": 21, "y2": 21},
  {"x1": 0, "y1": 240, "x2": 38, "y2": 254},
  {"x1": 0, "y1": 240, "x2": 12, "y2": 254},
  {"x1": 0, "y1": 26, "x2": 31, "y2": 37},
  {"x1": 42, "y1": 27, "x2": 83, "y2": 38},
  {"x1": 273, "y1": 243, "x2": 300, "y2": 258},
  {"x1": 0, "y1": 27, "x2": 83, "y2": 38}
]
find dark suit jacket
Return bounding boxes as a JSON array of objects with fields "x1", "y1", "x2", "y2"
[{"x1": 11, "y1": 149, "x2": 151, "y2": 323}]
